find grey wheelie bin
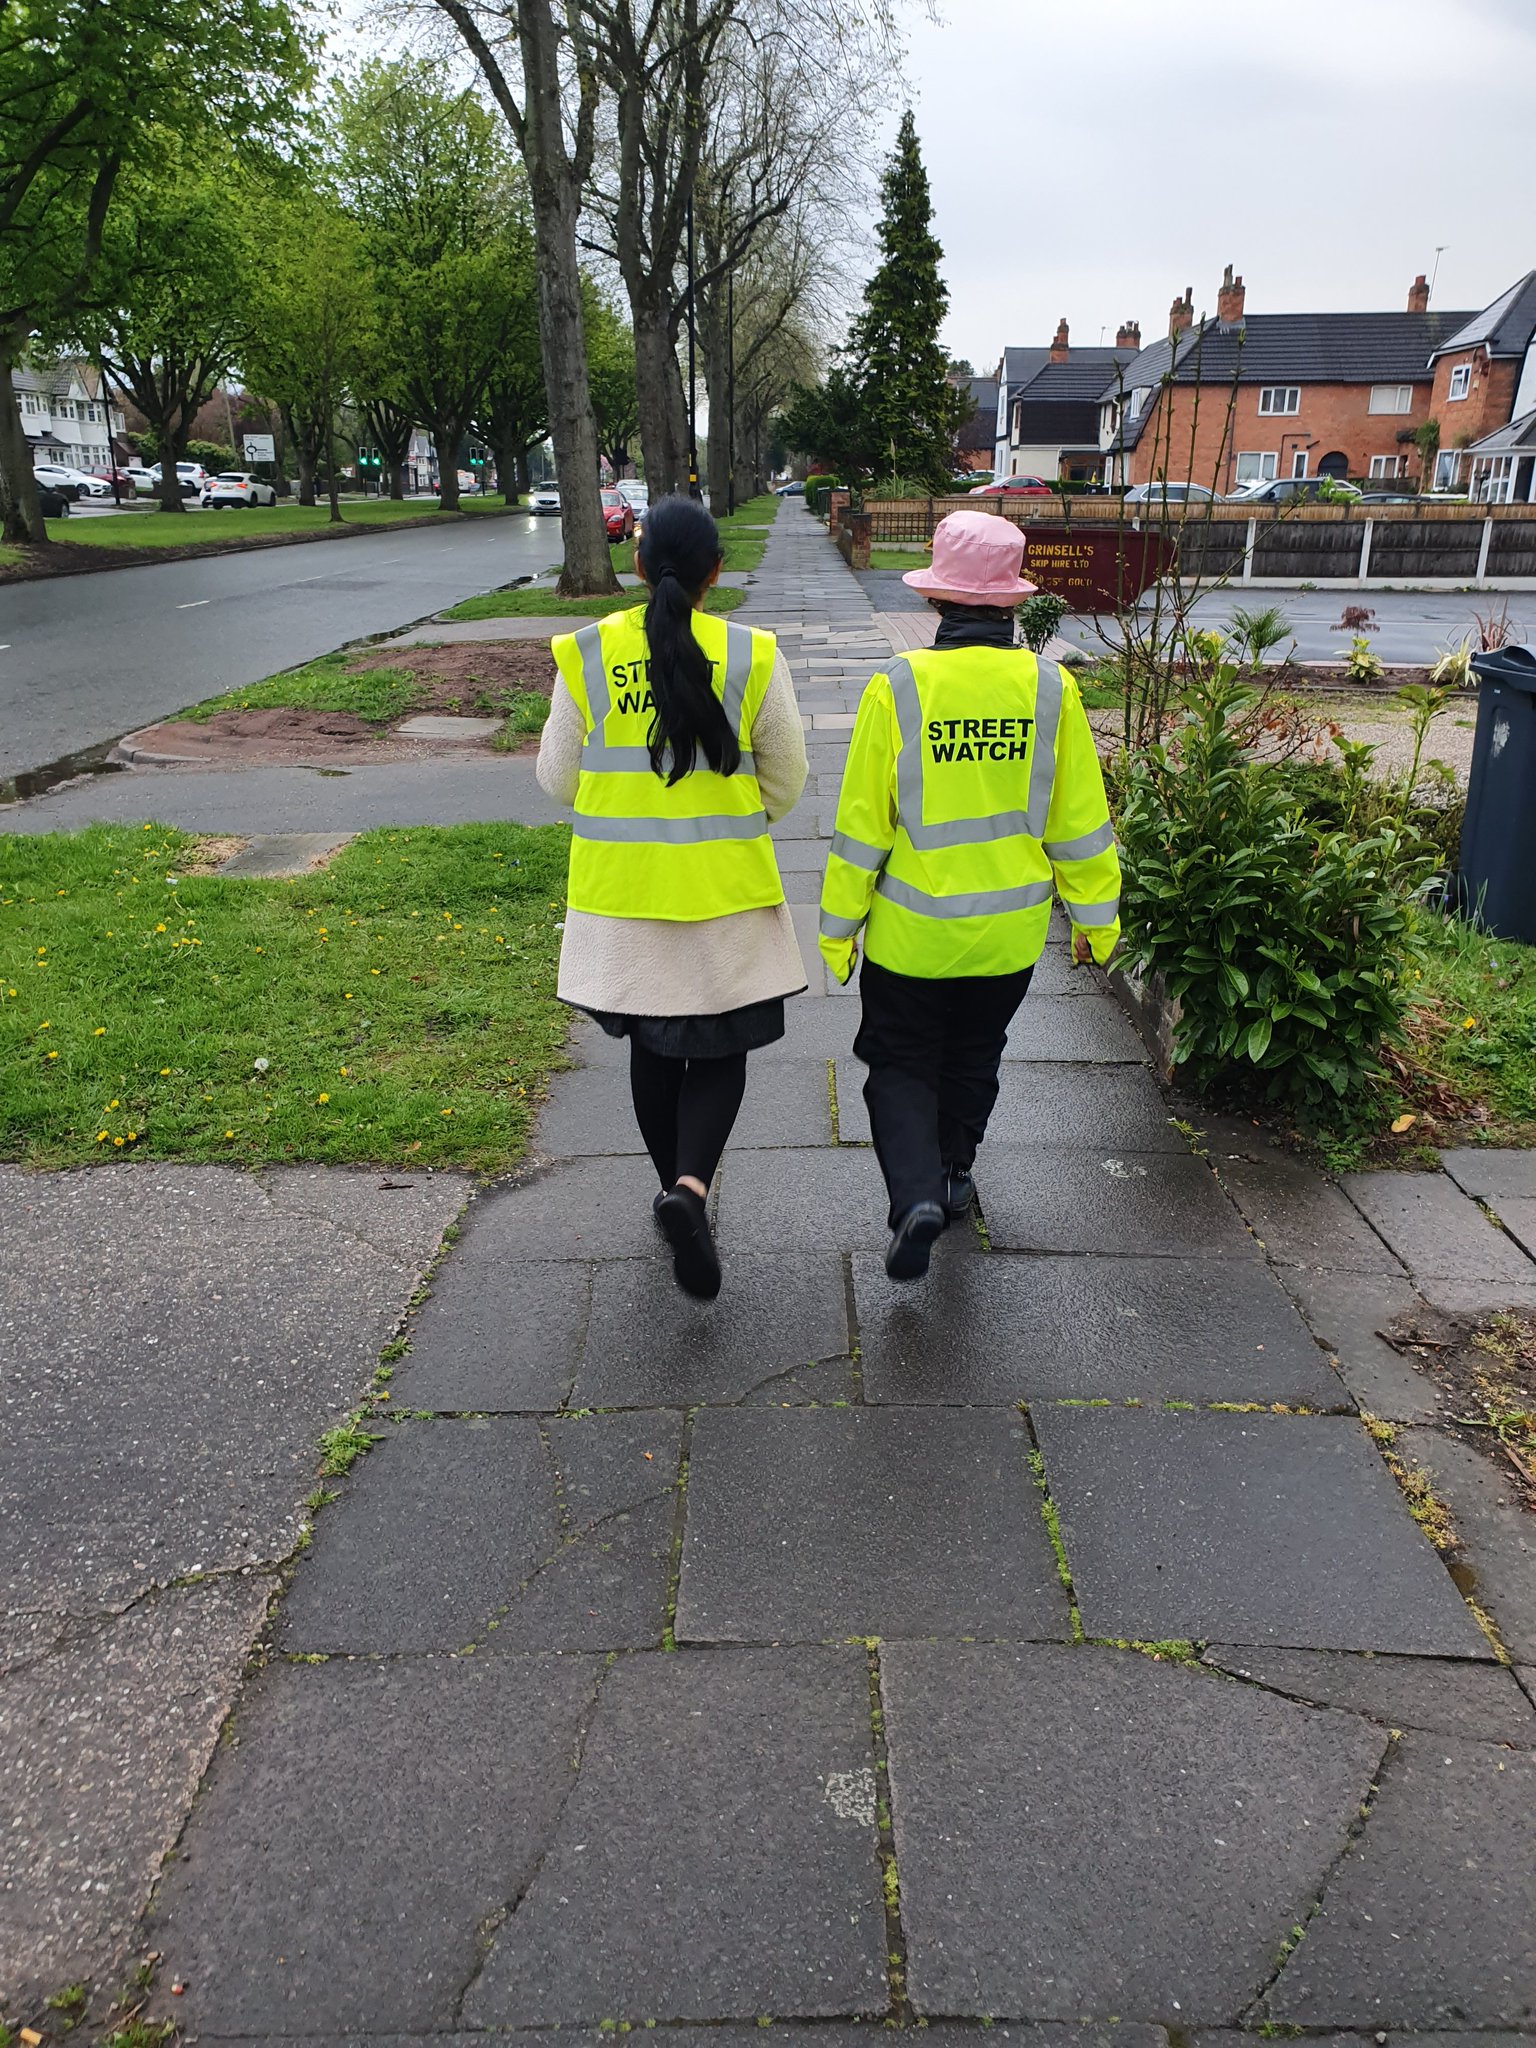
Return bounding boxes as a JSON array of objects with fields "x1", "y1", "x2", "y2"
[{"x1": 1456, "y1": 643, "x2": 1536, "y2": 942}]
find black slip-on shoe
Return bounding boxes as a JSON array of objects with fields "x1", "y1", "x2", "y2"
[
  {"x1": 943, "y1": 1168, "x2": 977, "y2": 1221},
  {"x1": 655, "y1": 1186, "x2": 722, "y2": 1300},
  {"x1": 885, "y1": 1199, "x2": 946, "y2": 1281}
]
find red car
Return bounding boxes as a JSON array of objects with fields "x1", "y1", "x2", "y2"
[
  {"x1": 602, "y1": 486, "x2": 636, "y2": 540},
  {"x1": 969, "y1": 475, "x2": 1053, "y2": 497}
]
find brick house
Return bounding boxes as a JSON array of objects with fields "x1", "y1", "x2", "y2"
[
  {"x1": 1424, "y1": 271, "x2": 1536, "y2": 491},
  {"x1": 993, "y1": 322, "x2": 1141, "y2": 483},
  {"x1": 1101, "y1": 268, "x2": 1476, "y2": 492}
]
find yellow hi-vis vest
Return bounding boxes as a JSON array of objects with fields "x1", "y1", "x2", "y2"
[
  {"x1": 551, "y1": 605, "x2": 784, "y2": 921},
  {"x1": 818, "y1": 645, "x2": 1121, "y2": 980}
]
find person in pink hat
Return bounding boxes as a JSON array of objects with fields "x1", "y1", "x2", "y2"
[{"x1": 819, "y1": 509, "x2": 1122, "y2": 1279}]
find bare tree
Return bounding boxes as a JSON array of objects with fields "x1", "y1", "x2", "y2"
[{"x1": 431, "y1": 0, "x2": 619, "y2": 594}]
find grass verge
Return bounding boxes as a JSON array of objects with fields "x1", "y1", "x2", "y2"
[
  {"x1": 170, "y1": 644, "x2": 560, "y2": 728},
  {"x1": 1389, "y1": 913, "x2": 1536, "y2": 1144},
  {"x1": 177, "y1": 652, "x2": 428, "y2": 725},
  {"x1": 43, "y1": 496, "x2": 515, "y2": 549},
  {"x1": 1, "y1": 821, "x2": 570, "y2": 1172},
  {"x1": 609, "y1": 535, "x2": 764, "y2": 575},
  {"x1": 866, "y1": 547, "x2": 931, "y2": 572},
  {"x1": 442, "y1": 585, "x2": 744, "y2": 622}
]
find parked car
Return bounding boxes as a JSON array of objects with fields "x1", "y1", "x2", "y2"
[
  {"x1": 146, "y1": 464, "x2": 200, "y2": 499},
  {"x1": 31, "y1": 463, "x2": 85, "y2": 500},
  {"x1": 773, "y1": 480, "x2": 804, "y2": 496},
  {"x1": 529, "y1": 483, "x2": 561, "y2": 515},
  {"x1": 970, "y1": 475, "x2": 1052, "y2": 497},
  {"x1": 1122, "y1": 481, "x2": 1217, "y2": 504},
  {"x1": 1227, "y1": 475, "x2": 1362, "y2": 504},
  {"x1": 91, "y1": 466, "x2": 139, "y2": 493},
  {"x1": 203, "y1": 471, "x2": 279, "y2": 508},
  {"x1": 36, "y1": 484, "x2": 70, "y2": 518},
  {"x1": 1356, "y1": 490, "x2": 1419, "y2": 504},
  {"x1": 126, "y1": 465, "x2": 156, "y2": 495},
  {"x1": 601, "y1": 486, "x2": 636, "y2": 541},
  {"x1": 59, "y1": 465, "x2": 112, "y2": 497},
  {"x1": 616, "y1": 480, "x2": 649, "y2": 512}
]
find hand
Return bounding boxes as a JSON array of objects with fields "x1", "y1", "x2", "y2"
[{"x1": 1071, "y1": 932, "x2": 1094, "y2": 966}]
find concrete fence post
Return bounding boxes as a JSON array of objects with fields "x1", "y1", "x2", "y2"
[
  {"x1": 1476, "y1": 518, "x2": 1494, "y2": 585},
  {"x1": 1241, "y1": 520, "x2": 1257, "y2": 584},
  {"x1": 1358, "y1": 519, "x2": 1374, "y2": 583}
]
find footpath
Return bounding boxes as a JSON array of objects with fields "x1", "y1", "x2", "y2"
[{"x1": 4, "y1": 500, "x2": 1536, "y2": 2032}]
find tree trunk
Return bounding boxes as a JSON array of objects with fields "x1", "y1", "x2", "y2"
[
  {"x1": 0, "y1": 344, "x2": 46, "y2": 545},
  {"x1": 156, "y1": 422, "x2": 186, "y2": 513},
  {"x1": 388, "y1": 460, "x2": 405, "y2": 500},
  {"x1": 634, "y1": 303, "x2": 689, "y2": 499},
  {"x1": 296, "y1": 449, "x2": 315, "y2": 506},
  {"x1": 525, "y1": 149, "x2": 618, "y2": 589},
  {"x1": 699, "y1": 290, "x2": 731, "y2": 511},
  {"x1": 496, "y1": 432, "x2": 523, "y2": 502},
  {"x1": 435, "y1": 426, "x2": 462, "y2": 511},
  {"x1": 514, "y1": 446, "x2": 531, "y2": 497}
]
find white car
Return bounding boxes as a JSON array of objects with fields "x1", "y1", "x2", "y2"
[
  {"x1": 529, "y1": 483, "x2": 561, "y2": 515},
  {"x1": 202, "y1": 471, "x2": 278, "y2": 508},
  {"x1": 125, "y1": 465, "x2": 156, "y2": 495},
  {"x1": 616, "y1": 480, "x2": 648, "y2": 513},
  {"x1": 33, "y1": 462, "x2": 107, "y2": 499}
]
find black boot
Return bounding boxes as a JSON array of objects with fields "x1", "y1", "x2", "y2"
[
  {"x1": 885, "y1": 1199, "x2": 945, "y2": 1281},
  {"x1": 942, "y1": 1167, "x2": 977, "y2": 1221},
  {"x1": 655, "y1": 1185, "x2": 722, "y2": 1299}
]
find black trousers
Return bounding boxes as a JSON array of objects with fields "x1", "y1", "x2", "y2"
[
  {"x1": 854, "y1": 956, "x2": 1034, "y2": 1227},
  {"x1": 628, "y1": 1040, "x2": 748, "y2": 1191}
]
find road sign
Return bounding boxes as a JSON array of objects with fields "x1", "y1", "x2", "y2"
[{"x1": 242, "y1": 434, "x2": 276, "y2": 463}]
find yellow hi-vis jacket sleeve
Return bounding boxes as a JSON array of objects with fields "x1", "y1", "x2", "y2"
[
  {"x1": 818, "y1": 674, "x2": 899, "y2": 984},
  {"x1": 1044, "y1": 674, "x2": 1122, "y2": 967}
]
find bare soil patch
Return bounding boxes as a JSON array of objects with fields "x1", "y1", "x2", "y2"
[{"x1": 1380, "y1": 1305, "x2": 1536, "y2": 1504}]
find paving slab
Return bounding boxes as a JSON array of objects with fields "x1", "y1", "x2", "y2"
[
  {"x1": 463, "y1": 1648, "x2": 887, "y2": 2023},
  {"x1": 854, "y1": 1252, "x2": 1344, "y2": 1407},
  {"x1": 149, "y1": 1655, "x2": 598, "y2": 2034},
  {"x1": 836, "y1": 1061, "x2": 1181, "y2": 1151},
  {"x1": 715, "y1": 1144, "x2": 978, "y2": 1253},
  {"x1": 394, "y1": 712, "x2": 501, "y2": 739},
  {"x1": 574, "y1": 1251, "x2": 849, "y2": 1406},
  {"x1": 882, "y1": 1641, "x2": 1387, "y2": 2022},
  {"x1": 1343, "y1": 1170, "x2": 1536, "y2": 1288},
  {"x1": 0, "y1": 1578, "x2": 271, "y2": 2009},
  {"x1": 1265, "y1": 1735, "x2": 1536, "y2": 2026},
  {"x1": 978, "y1": 1145, "x2": 1260, "y2": 1260},
  {"x1": 1212, "y1": 1155, "x2": 1407, "y2": 1274},
  {"x1": 677, "y1": 1408, "x2": 1070, "y2": 1643},
  {"x1": 453, "y1": 1154, "x2": 673, "y2": 1259},
  {"x1": 537, "y1": 1058, "x2": 833, "y2": 1154},
  {"x1": 1032, "y1": 1407, "x2": 1491, "y2": 1655},
  {"x1": 1439, "y1": 1146, "x2": 1536, "y2": 1203},
  {"x1": 1002, "y1": 994, "x2": 1149, "y2": 1062},
  {"x1": 1203, "y1": 1645, "x2": 1536, "y2": 1739},
  {"x1": 279, "y1": 1414, "x2": 680, "y2": 1654},
  {"x1": 1279, "y1": 1269, "x2": 1446, "y2": 1423},
  {"x1": 389, "y1": 1256, "x2": 591, "y2": 1411},
  {"x1": 1397, "y1": 1426, "x2": 1536, "y2": 1661},
  {"x1": 216, "y1": 830, "x2": 353, "y2": 876}
]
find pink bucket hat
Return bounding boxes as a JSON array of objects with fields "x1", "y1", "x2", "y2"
[{"x1": 902, "y1": 509, "x2": 1038, "y2": 603}]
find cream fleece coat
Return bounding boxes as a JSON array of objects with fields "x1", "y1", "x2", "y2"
[{"x1": 536, "y1": 647, "x2": 810, "y2": 1016}]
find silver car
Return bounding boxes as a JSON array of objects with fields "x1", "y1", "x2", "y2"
[{"x1": 530, "y1": 484, "x2": 561, "y2": 515}]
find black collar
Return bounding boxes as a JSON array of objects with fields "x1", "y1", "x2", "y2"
[{"x1": 931, "y1": 604, "x2": 1018, "y2": 651}]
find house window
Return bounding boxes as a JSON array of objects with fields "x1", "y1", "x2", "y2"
[
  {"x1": 1448, "y1": 364, "x2": 1471, "y2": 400},
  {"x1": 1128, "y1": 388, "x2": 1146, "y2": 418},
  {"x1": 1434, "y1": 450, "x2": 1460, "y2": 490},
  {"x1": 1368, "y1": 385, "x2": 1413, "y2": 414},
  {"x1": 1368, "y1": 454, "x2": 1403, "y2": 478},
  {"x1": 86, "y1": 402, "x2": 98, "y2": 422},
  {"x1": 20, "y1": 391, "x2": 40, "y2": 414},
  {"x1": 1235, "y1": 452, "x2": 1279, "y2": 483},
  {"x1": 1258, "y1": 386, "x2": 1300, "y2": 415},
  {"x1": 1291, "y1": 450, "x2": 1309, "y2": 478}
]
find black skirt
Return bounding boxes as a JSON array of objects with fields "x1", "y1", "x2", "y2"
[{"x1": 571, "y1": 995, "x2": 787, "y2": 1060}]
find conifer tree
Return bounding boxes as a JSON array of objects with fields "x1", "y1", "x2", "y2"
[{"x1": 846, "y1": 111, "x2": 967, "y2": 486}]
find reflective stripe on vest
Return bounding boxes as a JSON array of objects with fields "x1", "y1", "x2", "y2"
[{"x1": 886, "y1": 653, "x2": 1062, "y2": 848}]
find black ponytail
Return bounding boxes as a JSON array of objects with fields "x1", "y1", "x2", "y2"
[{"x1": 635, "y1": 493, "x2": 739, "y2": 785}]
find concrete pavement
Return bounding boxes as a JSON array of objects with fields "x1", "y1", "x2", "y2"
[
  {"x1": 0, "y1": 512, "x2": 554, "y2": 784},
  {"x1": 5, "y1": 500, "x2": 1536, "y2": 2029}
]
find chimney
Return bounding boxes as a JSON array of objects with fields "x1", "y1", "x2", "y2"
[
  {"x1": 1116, "y1": 319, "x2": 1141, "y2": 349},
  {"x1": 1216, "y1": 263, "x2": 1245, "y2": 326},
  {"x1": 1049, "y1": 317, "x2": 1070, "y2": 362},
  {"x1": 1169, "y1": 286, "x2": 1194, "y2": 336},
  {"x1": 1408, "y1": 273, "x2": 1430, "y2": 313}
]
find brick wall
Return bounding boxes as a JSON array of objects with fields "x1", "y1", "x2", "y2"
[
  {"x1": 1430, "y1": 350, "x2": 1521, "y2": 448},
  {"x1": 1128, "y1": 378, "x2": 1439, "y2": 491}
]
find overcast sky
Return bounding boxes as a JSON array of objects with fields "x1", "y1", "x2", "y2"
[{"x1": 893, "y1": 0, "x2": 1535, "y2": 371}]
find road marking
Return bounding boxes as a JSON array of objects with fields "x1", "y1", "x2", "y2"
[{"x1": 176, "y1": 599, "x2": 210, "y2": 609}]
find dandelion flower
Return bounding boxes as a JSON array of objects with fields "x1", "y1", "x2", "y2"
[
  {"x1": 441, "y1": 1106, "x2": 453, "y2": 1116},
  {"x1": 108, "y1": 1099, "x2": 118, "y2": 1109},
  {"x1": 155, "y1": 923, "x2": 166, "y2": 933},
  {"x1": 224, "y1": 1129, "x2": 234, "y2": 1139},
  {"x1": 160, "y1": 1067, "x2": 171, "y2": 1076},
  {"x1": 318, "y1": 1092, "x2": 330, "y2": 1104},
  {"x1": 1463, "y1": 1016, "x2": 1477, "y2": 1030},
  {"x1": 113, "y1": 1136, "x2": 124, "y2": 1146},
  {"x1": 45, "y1": 1049, "x2": 57, "y2": 1059},
  {"x1": 97, "y1": 1131, "x2": 108, "y2": 1142},
  {"x1": 93, "y1": 1027, "x2": 105, "y2": 1036}
]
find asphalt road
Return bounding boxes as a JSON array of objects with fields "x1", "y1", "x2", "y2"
[{"x1": 0, "y1": 512, "x2": 556, "y2": 783}]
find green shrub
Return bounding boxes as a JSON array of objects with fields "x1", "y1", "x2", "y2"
[
  {"x1": 1018, "y1": 591, "x2": 1069, "y2": 653},
  {"x1": 1119, "y1": 673, "x2": 1429, "y2": 1123},
  {"x1": 1342, "y1": 633, "x2": 1384, "y2": 682}
]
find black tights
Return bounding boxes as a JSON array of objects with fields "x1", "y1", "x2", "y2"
[{"x1": 629, "y1": 1041, "x2": 748, "y2": 1191}]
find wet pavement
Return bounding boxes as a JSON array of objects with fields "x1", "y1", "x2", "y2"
[{"x1": 4, "y1": 501, "x2": 1536, "y2": 2030}]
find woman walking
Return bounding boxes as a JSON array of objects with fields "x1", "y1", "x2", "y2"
[
  {"x1": 819, "y1": 510, "x2": 1121, "y2": 1280},
  {"x1": 538, "y1": 494, "x2": 807, "y2": 1298}
]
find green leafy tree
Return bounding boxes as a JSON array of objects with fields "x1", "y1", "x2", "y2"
[
  {"x1": 780, "y1": 364, "x2": 879, "y2": 486},
  {"x1": 333, "y1": 60, "x2": 529, "y2": 514},
  {"x1": 82, "y1": 150, "x2": 254, "y2": 511},
  {"x1": 0, "y1": 0, "x2": 315, "y2": 542},
  {"x1": 242, "y1": 184, "x2": 375, "y2": 522},
  {"x1": 843, "y1": 110, "x2": 967, "y2": 488},
  {"x1": 471, "y1": 220, "x2": 546, "y2": 501},
  {"x1": 584, "y1": 285, "x2": 639, "y2": 480}
]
